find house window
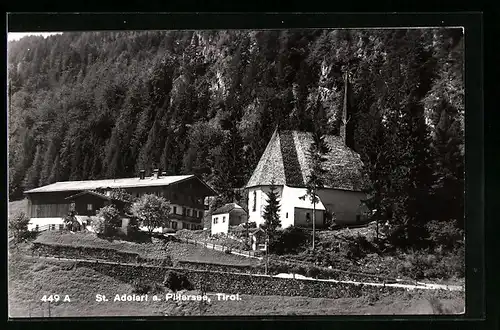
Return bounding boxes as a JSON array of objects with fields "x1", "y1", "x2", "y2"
[
  {"x1": 173, "y1": 206, "x2": 177, "y2": 214},
  {"x1": 136, "y1": 193, "x2": 139, "y2": 198},
  {"x1": 70, "y1": 202, "x2": 76, "y2": 211},
  {"x1": 183, "y1": 207, "x2": 186, "y2": 216},
  {"x1": 187, "y1": 209, "x2": 191, "y2": 217},
  {"x1": 223, "y1": 216, "x2": 226, "y2": 223},
  {"x1": 214, "y1": 217, "x2": 218, "y2": 224},
  {"x1": 253, "y1": 191, "x2": 257, "y2": 212},
  {"x1": 87, "y1": 204, "x2": 93, "y2": 211},
  {"x1": 172, "y1": 222, "x2": 178, "y2": 230},
  {"x1": 306, "y1": 212, "x2": 311, "y2": 222},
  {"x1": 286, "y1": 212, "x2": 288, "y2": 218}
]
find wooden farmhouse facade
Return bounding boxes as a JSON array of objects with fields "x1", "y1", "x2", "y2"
[{"x1": 24, "y1": 170, "x2": 217, "y2": 232}]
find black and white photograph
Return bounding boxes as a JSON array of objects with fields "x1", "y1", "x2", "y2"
[{"x1": 7, "y1": 20, "x2": 466, "y2": 317}]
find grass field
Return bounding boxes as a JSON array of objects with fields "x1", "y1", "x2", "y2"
[
  {"x1": 8, "y1": 251, "x2": 464, "y2": 317},
  {"x1": 35, "y1": 231, "x2": 260, "y2": 267}
]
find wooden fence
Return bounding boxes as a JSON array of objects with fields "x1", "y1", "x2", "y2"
[
  {"x1": 30, "y1": 223, "x2": 66, "y2": 232},
  {"x1": 180, "y1": 237, "x2": 263, "y2": 260}
]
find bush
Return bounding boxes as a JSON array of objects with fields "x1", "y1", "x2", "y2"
[
  {"x1": 92, "y1": 217, "x2": 107, "y2": 236},
  {"x1": 96, "y1": 205, "x2": 122, "y2": 236},
  {"x1": 425, "y1": 220, "x2": 464, "y2": 250},
  {"x1": 132, "y1": 279, "x2": 152, "y2": 294},
  {"x1": 271, "y1": 226, "x2": 309, "y2": 254},
  {"x1": 343, "y1": 234, "x2": 377, "y2": 260},
  {"x1": 9, "y1": 212, "x2": 30, "y2": 243},
  {"x1": 290, "y1": 264, "x2": 307, "y2": 276},
  {"x1": 398, "y1": 247, "x2": 464, "y2": 280},
  {"x1": 163, "y1": 271, "x2": 193, "y2": 292},
  {"x1": 64, "y1": 211, "x2": 81, "y2": 231},
  {"x1": 131, "y1": 194, "x2": 172, "y2": 237}
]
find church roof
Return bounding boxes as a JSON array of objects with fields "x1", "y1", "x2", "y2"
[{"x1": 245, "y1": 130, "x2": 365, "y2": 191}]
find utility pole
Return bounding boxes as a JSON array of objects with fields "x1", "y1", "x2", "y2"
[
  {"x1": 264, "y1": 231, "x2": 269, "y2": 275},
  {"x1": 312, "y1": 188, "x2": 316, "y2": 251}
]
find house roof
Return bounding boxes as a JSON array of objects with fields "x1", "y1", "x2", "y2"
[
  {"x1": 64, "y1": 190, "x2": 131, "y2": 203},
  {"x1": 212, "y1": 203, "x2": 246, "y2": 216},
  {"x1": 24, "y1": 175, "x2": 218, "y2": 196},
  {"x1": 245, "y1": 130, "x2": 365, "y2": 191}
]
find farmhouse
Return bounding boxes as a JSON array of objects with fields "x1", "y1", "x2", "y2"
[
  {"x1": 24, "y1": 169, "x2": 217, "y2": 232},
  {"x1": 211, "y1": 203, "x2": 248, "y2": 235}
]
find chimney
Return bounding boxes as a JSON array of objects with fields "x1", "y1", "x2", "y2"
[
  {"x1": 152, "y1": 169, "x2": 159, "y2": 179},
  {"x1": 139, "y1": 170, "x2": 146, "y2": 180}
]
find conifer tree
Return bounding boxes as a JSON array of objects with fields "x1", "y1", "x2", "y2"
[
  {"x1": 262, "y1": 183, "x2": 282, "y2": 234},
  {"x1": 302, "y1": 129, "x2": 331, "y2": 250}
]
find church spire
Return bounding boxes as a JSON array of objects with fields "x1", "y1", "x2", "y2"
[{"x1": 340, "y1": 70, "x2": 351, "y2": 146}]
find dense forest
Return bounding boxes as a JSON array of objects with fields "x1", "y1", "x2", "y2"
[{"x1": 7, "y1": 29, "x2": 464, "y2": 239}]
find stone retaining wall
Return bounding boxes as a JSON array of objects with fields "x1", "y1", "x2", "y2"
[
  {"x1": 31, "y1": 242, "x2": 172, "y2": 266},
  {"x1": 76, "y1": 260, "x2": 407, "y2": 299}
]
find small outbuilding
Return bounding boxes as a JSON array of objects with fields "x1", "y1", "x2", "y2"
[{"x1": 211, "y1": 203, "x2": 248, "y2": 235}]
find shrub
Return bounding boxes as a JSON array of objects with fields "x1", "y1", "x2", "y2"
[
  {"x1": 126, "y1": 217, "x2": 140, "y2": 237},
  {"x1": 164, "y1": 271, "x2": 193, "y2": 292},
  {"x1": 343, "y1": 234, "x2": 377, "y2": 260},
  {"x1": 92, "y1": 217, "x2": 107, "y2": 236},
  {"x1": 271, "y1": 226, "x2": 309, "y2": 254},
  {"x1": 306, "y1": 265, "x2": 321, "y2": 278},
  {"x1": 131, "y1": 194, "x2": 171, "y2": 237},
  {"x1": 425, "y1": 220, "x2": 464, "y2": 250},
  {"x1": 64, "y1": 211, "x2": 81, "y2": 231},
  {"x1": 290, "y1": 264, "x2": 307, "y2": 276},
  {"x1": 363, "y1": 290, "x2": 381, "y2": 306},
  {"x1": 428, "y1": 296, "x2": 450, "y2": 314},
  {"x1": 9, "y1": 212, "x2": 30, "y2": 243},
  {"x1": 96, "y1": 205, "x2": 122, "y2": 236},
  {"x1": 151, "y1": 282, "x2": 165, "y2": 294},
  {"x1": 132, "y1": 279, "x2": 152, "y2": 294}
]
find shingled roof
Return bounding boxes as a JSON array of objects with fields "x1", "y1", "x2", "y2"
[
  {"x1": 212, "y1": 203, "x2": 246, "y2": 216},
  {"x1": 245, "y1": 130, "x2": 365, "y2": 191}
]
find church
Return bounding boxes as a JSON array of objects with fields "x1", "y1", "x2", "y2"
[{"x1": 244, "y1": 74, "x2": 368, "y2": 228}]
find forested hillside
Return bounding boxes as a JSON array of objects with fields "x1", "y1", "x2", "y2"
[{"x1": 7, "y1": 29, "x2": 464, "y2": 233}]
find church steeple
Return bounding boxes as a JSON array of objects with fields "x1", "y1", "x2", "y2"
[{"x1": 340, "y1": 70, "x2": 352, "y2": 147}]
